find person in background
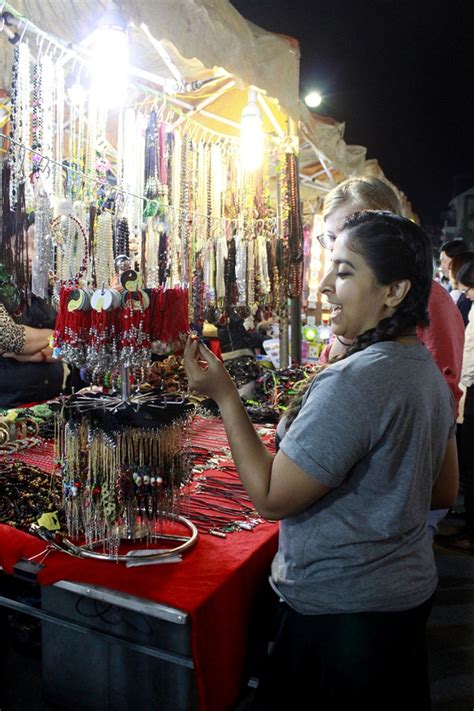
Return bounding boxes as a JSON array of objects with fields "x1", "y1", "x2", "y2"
[
  {"x1": 184, "y1": 211, "x2": 458, "y2": 710},
  {"x1": 0, "y1": 264, "x2": 66, "y2": 406},
  {"x1": 437, "y1": 262, "x2": 474, "y2": 551},
  {"x1": 255, "y1": 320, "x2": 274, "y2": 355},
  {"x1": 0, "y1": 301, "x2": 51, "y2": 357},
  {"x1": 218, "y1": 307, "x2": 261, "y2": 354},
  {"x1": 439, "y1": 238, "x2": 469, "y2": 288},
  {"x1": 449, "y1": 252, "x2": 474, "y2": 326}
]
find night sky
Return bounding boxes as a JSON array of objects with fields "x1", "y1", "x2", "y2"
[{"x1": 231, "y1": 0, "x2": 474, "y2": 227}]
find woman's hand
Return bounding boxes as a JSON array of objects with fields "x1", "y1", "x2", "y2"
[
  {"x1": 2, "y1": 346, "x2": 56, "y2": 363},
  {"x1": 183, "y1": 336, "x2": 236, "y2": 404},
  {"x1": 21, "y1": 326, "x2": 54, "y2": 356}
]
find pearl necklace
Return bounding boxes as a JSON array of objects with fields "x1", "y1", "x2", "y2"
[{"x1": 94, "y1": 212, "x2": 114, "y2": 288}]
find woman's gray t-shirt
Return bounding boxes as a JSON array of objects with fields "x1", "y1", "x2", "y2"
[{"x1": 274, "y1": 341, "x2": 455, "y2": 615}]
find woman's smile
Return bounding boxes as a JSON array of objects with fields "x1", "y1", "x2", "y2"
[
  {"x1": 319, "y1": 231, "x2": 393, "y2": 339},
  {"x1": 328, "y1": 302, "x2": 343, "y2": 321}
]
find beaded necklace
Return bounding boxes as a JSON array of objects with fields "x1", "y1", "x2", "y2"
[
  {"x1": 53, "y1": 63, "x2": 65, "y2": 201},
  {"x1": 8, "y1": 43, "x2": 31, "y2": 209},
  {"x1": 179, "y1": 135, "x2": 190, "y2": 284},
  {"x1": 31, "y1": 179, "x2": 53, "y2": 299},
  {"x1": 234, "y1": 228, "x2": 247, "y2": 305},
  {"x1": 31, "y1": 60, "x2": 43, "y2": 178},
  {"x1": 286, "y1": 152, "x2": 304, "y2": 298},
  {"x1": 115, "y1": 217, "x2": 130, "y2": 258},
  {"x1": 94, "y1": 212, "x2": 115, "y2": 288},
  {"x1": 145, "y1": 217, "x2": 159, "y2": 287},
  {"x1": 144, "y1": 109, "x2": 159, "y2": 199},
  {"x1": 169, "y1": 130, "x2": 181, "y2": 287}
]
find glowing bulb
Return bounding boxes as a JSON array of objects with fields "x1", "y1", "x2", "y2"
[
  {"x1": 305, "y1": 91, "x2": 322, "y2": 109},
  {"x1": 68, "y1": 83, "x2": 87, "y2": 106},
  {"x1": 91, "y1": 2, "x2": 129, "y2": 109},
  {"x1": 240, "y1": 89, "x2": 264, "y2": 172}
]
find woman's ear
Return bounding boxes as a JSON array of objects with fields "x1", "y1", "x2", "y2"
[{"x1": 386, "y1": 279, "x2": 411, "y2": 308}]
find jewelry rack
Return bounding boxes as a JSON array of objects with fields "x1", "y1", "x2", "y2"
[
  {"x1": 0, "y1": 134, "x2": 282, "y2": 232},
  {"x1": 0, "y1": 6, "x2": 304, "y2": 558}
]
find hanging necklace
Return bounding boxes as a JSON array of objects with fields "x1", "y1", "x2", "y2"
[{"x1": 94, "y1": 212, "x2": 115, "y2": 288}]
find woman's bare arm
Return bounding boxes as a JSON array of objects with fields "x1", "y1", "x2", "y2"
[{"x1": 184, "y1": 338, "x2": 330, "y2": 519}]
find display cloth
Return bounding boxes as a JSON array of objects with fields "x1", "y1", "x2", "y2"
[{"x1": 0, "y1": 417, "x2": 278, "y2": 711}]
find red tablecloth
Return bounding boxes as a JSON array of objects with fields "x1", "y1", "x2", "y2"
[{"x1": 0, "y1": 418, "x2": 279, "y2": 711}]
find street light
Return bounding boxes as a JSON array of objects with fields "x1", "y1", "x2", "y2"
[{"x1": 304, "y1": 91, "x2": 322, "y2": 109}]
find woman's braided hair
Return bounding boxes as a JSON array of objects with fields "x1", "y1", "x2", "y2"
[
  {"x1": 285, "y1": 210, "x2": 433, "y2": 429},
  {"x1": 340, "y1": 210, "x2": 432, "y2": 357}
]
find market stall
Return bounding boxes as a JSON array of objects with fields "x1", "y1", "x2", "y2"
[
  {"x1": 0, "y1": 0, "x2": 311, "y2": 707},
  {"x1": 0, "y1": 0, "x2": 305, "y2": 512}
]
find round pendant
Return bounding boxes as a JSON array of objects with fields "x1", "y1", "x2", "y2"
[{"x1": 121, "y1": 269, "x2": 141, "y2": 292}]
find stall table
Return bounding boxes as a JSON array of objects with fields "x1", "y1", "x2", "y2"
[{"x1": 0, "y1": 417, "x2": 279, "y2": 710}]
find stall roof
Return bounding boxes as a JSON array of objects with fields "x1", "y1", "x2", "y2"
[
  {"x1": 0, "y1": 0, "x2": 300, "y2": 118},
  {"x1": 1, "y1": 0, "x2": 404, "y2": 203}
]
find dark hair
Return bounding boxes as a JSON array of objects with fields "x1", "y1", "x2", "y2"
[
  {"x1": 341, "y1": 211, "x2": 432, "y2": 357},
  {"x1": 285, "y1": 211, "x2": 433, "y2": 429},
  {"x1": 457, "y1": 261, "x2": 474, "y2": 288},
  {"x1": 440, "y1": 239, "x2": 469, "y2": 258},
  {"x1": 449, "y1": 251, "x2": 474, "y2": 282}
]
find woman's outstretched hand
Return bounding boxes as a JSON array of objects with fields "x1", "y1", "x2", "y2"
[
  {"x1": 2, "y1": 346, "x2": 56, "y2": 363},
  {"x1": 183, "y1": 336, "x2": 236, "y2": 404}
]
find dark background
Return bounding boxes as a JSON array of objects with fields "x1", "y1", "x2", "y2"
[{"x1": 231, "y1": 0, "x2": 474, "y2": 227}]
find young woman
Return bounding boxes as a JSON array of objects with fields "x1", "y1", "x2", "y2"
[{"x1": 184, "y1": 211, "x2": 458, "y2": 710}]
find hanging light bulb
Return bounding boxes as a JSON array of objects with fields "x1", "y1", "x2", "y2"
[
  {"x1": 240, "y1": 88, "x2": 264, "y2": 172},
  {"x1": 68, "y1": 82, "x2": 87, "y2": 106},
  {"x1": 91, "y1": 1, "x2": 129, "y2": 109},
  {"x1": 67, "y1": 68, "x2": 87, "y2": 106}
]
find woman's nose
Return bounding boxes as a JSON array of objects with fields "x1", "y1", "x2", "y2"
[{"x1": 319, "y1": 269, "x2": 335, "y2": 295}]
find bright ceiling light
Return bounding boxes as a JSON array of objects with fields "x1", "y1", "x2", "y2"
[
  {"x1": 68, "y1": 82, "x2": 87, "y2": 106},
  {"x1": 305, "y1": 91, "x2": 322, "y2": 109},
  {"x1": 240, "y1": 88, "x2": 264, "y2": 172},
  {"x1": 91, "y1": 1, "x2": 129, "y2": 109}
]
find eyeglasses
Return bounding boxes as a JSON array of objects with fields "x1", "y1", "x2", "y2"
[
  {"x1": 316, "y1": 233, "x2": 336, "y2": 250},
  {"x1": 461, "y1": 286, "x2": 473, "y2": 296}
]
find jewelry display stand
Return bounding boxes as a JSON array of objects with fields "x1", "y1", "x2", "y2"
[
  {"x1": 51, "y1": 366, "x2": 198, "y2": 564},
  {"x1": 40, "y1": 513, "x2": 198, "y2": 563},
  {"x1": 51, "y1": 345, "x2": 199, "y2": 561}
]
